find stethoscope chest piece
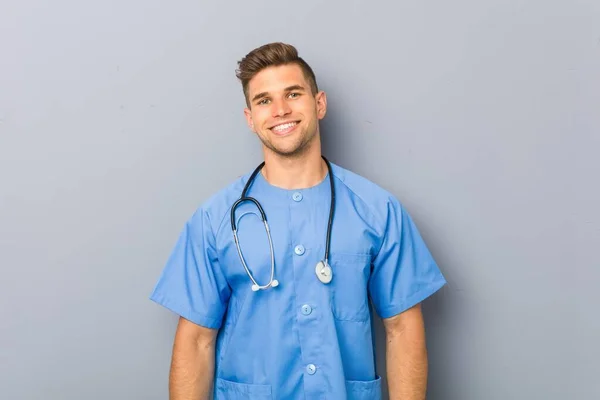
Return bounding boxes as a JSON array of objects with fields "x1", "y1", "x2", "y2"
[{"x1": 315, "y1": 260, "x2": 333, "y2": 284}]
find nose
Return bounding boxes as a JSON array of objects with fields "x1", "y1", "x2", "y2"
[{"x1": 271, "y1": 98, "x2": 291, "y2": 118}]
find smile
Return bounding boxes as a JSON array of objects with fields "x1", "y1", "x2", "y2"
[{"x1": 270, "y1": 121, "x2": 299, "y2": 135}]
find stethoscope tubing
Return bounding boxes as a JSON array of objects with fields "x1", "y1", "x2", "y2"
[{"x1": 231, "y1": 156, "x2": 335, "y2": 290}]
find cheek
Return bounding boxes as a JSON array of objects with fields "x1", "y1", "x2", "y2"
[
  {"x1": 302, "y1": 102, "x2": 318, "y2": 117},
  {"x1": 252, "y1": 110, "x2": 270, "y2": 129}
]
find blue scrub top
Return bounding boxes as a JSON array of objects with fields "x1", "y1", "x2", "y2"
[{"x1": 150, "y1": 162, "x2": 446, "y2": 400}]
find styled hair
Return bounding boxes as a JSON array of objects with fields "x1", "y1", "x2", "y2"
[{"x1": 236, "y1": 42, "x2": 319, "y2": 107}]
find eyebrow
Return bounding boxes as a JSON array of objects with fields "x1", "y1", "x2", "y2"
[{"x1": 251, "y1": 85, "x2": 307, "y2": 103}]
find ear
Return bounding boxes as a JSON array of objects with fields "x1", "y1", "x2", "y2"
[
  {"x1": 243, "y1": 107, "x2": 256, "y2": 133},
  {"x1": 315, "y1": 91, "x2": 327, "y2": 120}
]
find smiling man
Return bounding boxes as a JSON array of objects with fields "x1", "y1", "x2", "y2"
[{"x1": 150, "y1": 42, "x2": 446, "y2": 400}]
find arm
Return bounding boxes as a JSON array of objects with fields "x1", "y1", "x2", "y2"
[
  {"x1": 169, "y1": 316, "x2": 218, "y2": 400},
  {"x1": 383, "y1": 303, "x2": 428, "y2": 400}
]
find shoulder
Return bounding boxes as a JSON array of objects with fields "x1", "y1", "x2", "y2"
[
  {"x1": 186, "y1": 171, "x2": 252, "y2": 236},
  {"x1": 330, "y1": 162, "x2": 403, "y2": 223}
]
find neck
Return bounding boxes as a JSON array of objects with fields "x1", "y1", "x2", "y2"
[{"x1": 261, "y1": 149, "x2": 327, "y2": 190}]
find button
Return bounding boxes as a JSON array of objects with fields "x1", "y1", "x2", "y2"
[
  {"x1": 306, "y1": 364, "x2": 317, "y2": 375},
  {"x1": 292, "y1": 192, "x2": 303, "y2": 202},
  {"x1": 294, "y1": 245, "x2": 305, "y2": 255},
  {"x1": 301, "y1": 304, "x2": 312, "y2": 315}
]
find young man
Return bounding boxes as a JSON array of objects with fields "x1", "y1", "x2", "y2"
[{"x1": 150, "y1": 42, "x2": 446, "y2": 400}]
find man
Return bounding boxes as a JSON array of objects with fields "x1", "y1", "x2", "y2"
[{"x1": 150, "y1": 42, "x2": 446, "y2": 400}]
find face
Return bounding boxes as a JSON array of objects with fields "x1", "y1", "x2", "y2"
[{"x1": 243, "y1": 64, "x2": 327, "y2": 158}]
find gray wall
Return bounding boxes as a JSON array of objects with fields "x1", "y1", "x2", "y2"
[{"x1": 1, "y1": 1, "x2": 598, "y2": 399}]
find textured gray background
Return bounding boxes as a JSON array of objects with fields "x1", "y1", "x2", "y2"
[{"x1": 1, "y1": 0, "x2": 599, "y2": 399}]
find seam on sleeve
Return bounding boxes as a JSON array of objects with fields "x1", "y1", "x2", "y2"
[
  {"x1": 214, "y1": 176, "x2": 250, "y2": 241},
  {"x1": 149, "y1": 292, "x2": 223, "y2": 329},
  {"x1": 333, "y1": 174, "x2": 389, "y2": 257},
  {"x1": 214, "y1": 202, "x2": 234, "y2": 242},
  {"x1": 334, "y1": 175, "x2": 381, "y2": 230},
  {"x1": 331, "y1": 167, "x2": 403, "y2": 262},
  {"x1": 375, "y1": 278, "x2": 446, "y2": 319}
]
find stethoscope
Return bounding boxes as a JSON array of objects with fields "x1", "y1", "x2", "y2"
[{"x1": 230, "y1": 156, "x2": 335, "y2": 292}]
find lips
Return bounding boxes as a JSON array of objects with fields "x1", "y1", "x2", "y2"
[{"x1": 270, "y1": 121, "x2": 299, "y2": 135}]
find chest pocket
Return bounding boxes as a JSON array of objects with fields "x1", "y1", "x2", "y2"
[{"x1": 329, "y1": 253, "x2": 372, "y2": 322}]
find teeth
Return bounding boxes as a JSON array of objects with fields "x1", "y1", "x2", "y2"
[{"x1": 272, "y1": 122, "x2": 297, "y2": 132}]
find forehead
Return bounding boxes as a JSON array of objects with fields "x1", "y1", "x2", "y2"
[{"x1": 247, "y1": 64, "x2": 309, "y2": 97}]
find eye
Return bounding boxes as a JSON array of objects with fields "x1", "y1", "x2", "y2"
[
  {"x1": 288, "y1": 92, "x2": 301, "y2": 99},
  {"x1": 257, "y1": 98, "x2": 270, "y2": 105}
]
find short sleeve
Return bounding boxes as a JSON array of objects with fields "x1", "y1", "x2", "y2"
[
  {"x1": 149, "y1": 208, "x2": 231, "y2": 329},
  {"x1": 369, "y1": 198, "x2": 446, "y2": 319}
]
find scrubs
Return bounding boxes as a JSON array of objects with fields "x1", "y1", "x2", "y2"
[{"x1": 150, "y1": 162, "x2": 446, "y2": 399}]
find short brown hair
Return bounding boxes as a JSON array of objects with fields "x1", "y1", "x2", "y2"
[{"x1": 236, "y1": 42, "x2": 319, "y2": 107}]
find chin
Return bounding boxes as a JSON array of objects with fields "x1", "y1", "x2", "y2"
[
  {"x1": 261, "y1": 132, "x2": 315, "y2": 157},
  {"x1": 272, "y1": 148, "x2": 302, "y2": 157},
  {"x1": 265, "y1": 142, "x2": 304, "y2": 157}
]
